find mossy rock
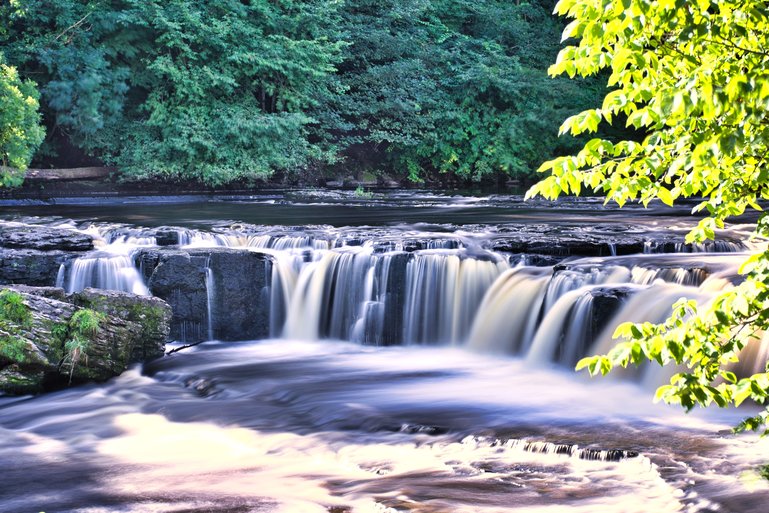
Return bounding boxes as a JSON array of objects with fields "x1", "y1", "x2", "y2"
[
  {"x1": 0, "y1": 286, "x2": 172, "y2": 395},
  {"x1": 0, "y1": 333, "x2": 51, "y2": 369},
  {"x1": 71, "y1": 288, "x2": 171, "y2": 361},
  {"x1": 0, "y1": 364, "x2": 45, "y2": 394}
]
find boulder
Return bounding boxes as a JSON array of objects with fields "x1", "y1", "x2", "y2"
[
  {"x1": 0, "y1": 224, "x2": 94, "y2": 252},
  {"x1": 0, "y1": 248, "x2": 74, "y2": 286},
  {"x1": 72, "y1": 288, "x2": 172, "y2": 362},
  {"x1": 0, "y1": 286, "x2": 172, "y2": 395},
  {"x1": 137, "y1": 247, "x2": 272, "y2": 342}
]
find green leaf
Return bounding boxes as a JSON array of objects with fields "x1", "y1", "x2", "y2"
[{"x1": 657, "y1": 187, "x2": 674, "y2": 206}]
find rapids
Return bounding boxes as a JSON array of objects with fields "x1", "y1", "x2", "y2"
[{"x1": 1, "y1": 191, "x2": 768, "y2": 512}]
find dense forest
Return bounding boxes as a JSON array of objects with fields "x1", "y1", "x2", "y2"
[{"x1": 0, "y1": 0, "x2": 608, "y2": 185}]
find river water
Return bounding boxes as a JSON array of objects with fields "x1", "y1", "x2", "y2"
[{"x1": 0, "y1": 191, "x2": 768, "y2": 512}]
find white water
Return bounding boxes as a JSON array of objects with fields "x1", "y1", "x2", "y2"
[
  {"x1": 2, "y1": 204, "x2": 768, "y2": 513},
  {"x1": 1, "y1": 340, "x2": 767, "y2": 513},
  {"x1": 54, "y1": 221, "x2": 765, "y2": 383}
]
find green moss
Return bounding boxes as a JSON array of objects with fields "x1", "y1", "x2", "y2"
[
  {"x1": 131, "y1": 303, "x2": 164, "y2": 335},
  {"x1": 0, "y1": 365, "x2": 44, "y2": 394},
  {"x1": 0, "y1": 290, "x2": 30, "y2": 326},
  {"x1": 70, "y1": 309, "x2": 104, "y2": 338},
  {"x1": 0, "y1": 335, "x2": 27, "y2": 364},
  {"x1": 62, "y1": 308, "x2": 105, "y2": 380},
  {"x1": 353, "y1": 185, "x2": 374, "y2": 199},
  {"x1": 51, "y1": 321, "x2": 68, "y2": 344}
]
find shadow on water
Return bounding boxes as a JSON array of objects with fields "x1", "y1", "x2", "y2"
[{"x1": 0, "y1": 190, "x2": 738, "y2": 229}]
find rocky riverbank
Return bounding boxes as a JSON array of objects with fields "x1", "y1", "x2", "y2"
[{"x1": 0, "y1": 286, "x2": 171, "y2": 394}]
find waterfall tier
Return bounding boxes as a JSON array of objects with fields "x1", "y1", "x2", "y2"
[{"x1": 45, "y1": 220, "x2": 762, "y2": 380}]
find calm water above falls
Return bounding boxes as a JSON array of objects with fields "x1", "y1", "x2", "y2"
[{"x1": 1, "y1": 192, "x2": 768, "y2": 512}]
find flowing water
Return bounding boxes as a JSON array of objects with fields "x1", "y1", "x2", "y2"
[{"x1": 1, "y1": 191, "x2": 768, "y2": 512}]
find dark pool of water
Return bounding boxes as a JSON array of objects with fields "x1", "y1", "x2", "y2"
[{"x1": 0, "y1": 190, "x2": 726, "y2": 229}]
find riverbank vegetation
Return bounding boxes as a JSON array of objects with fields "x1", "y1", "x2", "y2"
[
  {"x1": 0, "y1": 0, "x2": 607, "y2": 187},
  {"x1": 528, "y1": 0, "x2": 769, "y2": 433}
]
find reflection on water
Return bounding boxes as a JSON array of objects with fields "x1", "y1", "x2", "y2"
[
  {"x1": 1, "y1": 341, "x2": 768, "y2": 512},
  {"x1": 0, "y1": 190, "x2": 755, "y2": 229}
]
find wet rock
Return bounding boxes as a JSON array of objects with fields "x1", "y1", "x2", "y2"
[
  {"x1": 184, "y1": 376, "x2": 217, "y2": 397},
  {"x1": 0, "y1": 248, "x2": 73, "y2": 286},
  {"x1": 71, "y1": 288, "x2": 171, "y2": 362},
  {"x1": 140, "y1": 249, "x2": 208, "y2": 342},
  {"x1": 398, "y1": 423, "x2": 449, "y2": 435},
  {"x1": 137, "y1": 247, "x2": 272, "y2": 342},
  {"x1": 0, "y1": 364, "x2": 46, "y2": 395},
  {"x1": 7, "y1": 285, "x2": 68, "y2": 302},
  {"x1": 0, "y1": 286, "x2": 172, "y2": 395},
  {"x1": 589, "y1": 287, "x2": 633, "y2": 340},
  {"x1": 153, "y1": 228, "x2": 181, "y2": 246},
  {"x1": 0, "y1": 224, "x2": 94, "y2": 252},
  {"x1": 199, "y1": 248, "x2": 271, "y2": 341},
  {"x1": 380, "y1": 252, "x2": 410, "y2": 346},
  {"x1": 512, "y1": 254, "x2": 565, "y2": 267}
]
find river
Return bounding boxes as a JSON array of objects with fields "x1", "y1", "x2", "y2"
[{"x1": 0, "y1": 190, "x2": 767, "y2": 512}]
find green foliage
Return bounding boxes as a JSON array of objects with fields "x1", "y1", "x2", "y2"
[
  {"x1": 113, "y1": 0, "x2": 345, "y2": 184},
  {"x1": 0, "y1": 52, "x2": 44, "y2": 185},
  {"x1": 69, "y1": 308, "x2": 103, "y2": 339},
  {"x1": 532, "y1": 0, "x2": 769, "y2": 433},
  {"x1": 0, "y1": 0, "x2": 607, "y2": 184},
  {"x1": 0, "y1": 290, "x2": 33, "y2": 365},
  {"x1": 0, "y1": 335, "x2": 27, "y2": 364},
  {"x1": 333, "y1": 0, "x2": 605, "y2": 182},
  {"x1": 0, "y1": 289, "x2": 30, "y2": 326},
  {"x1": 62, "y1": 308, "x2": 104, "y2": 380},
  {"x1": 51, "y1": 321, "x2": 68, "y2": 344},
  {"x1": 1, "y1": 0, "x2": 344, "y2": 184},
  {"x1": 353, "y1": 185, "x2": 373, "y2": 199}
]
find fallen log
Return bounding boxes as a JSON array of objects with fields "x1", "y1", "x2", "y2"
[{"x1": 23, "y1": 166, "x2": 114, "y2": 181}]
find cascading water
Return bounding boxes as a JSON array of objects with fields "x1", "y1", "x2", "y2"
[
  {"x1": 39, "y1": 217, "x2": 762, "y2": 386},
  {"x1": 2, "y1": 195, "x2": 768, "y2": 513},
  {"x1": 65, "y1": 248, "x2": 150, "y2": 295},
  {"x1": 205, "y1": 259, "x2": 216, "y2": 341},
  {"x1": 62, "y1": 226, "x2": 153, "y2": 295},
  {"x1": 401, "y1": 252, "x2": 509, "y2": 345}
]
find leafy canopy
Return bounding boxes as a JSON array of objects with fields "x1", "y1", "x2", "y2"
[
  {"x1": 527, "y1": 0, "x2": 769, "y2": 432},
  {"x1": 1, "y1": 0, "x2": 608, "y2": 184},
  {"x1": 334, "y1": 0, "x2": 605, "y2": 182},
  {"x1": 0, "y1": 52, "x2": 44, "y2": 185},
  {"x1": 1, "y1": 0, "x2": 345, "y2": 184}
]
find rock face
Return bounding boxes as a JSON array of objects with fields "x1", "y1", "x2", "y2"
[
  {"x1": 0, "y1": 286, "x2": 171, "y2": 395},
  {"x1": 0, "y1": 248, "x2": 70, "y2": 286},
  {"x1": 0, "y1": 223, "x2": 95, "y2": 287},
  {"x1": 0, "y1": 223, "x2": 94, "y2": 252},
  {"x1": 137, "y1": 247, "x2": 272, "y2": 342}
]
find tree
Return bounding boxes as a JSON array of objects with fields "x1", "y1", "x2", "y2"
[
  {"x1": 0, "y1": 52, "x2": 45, "y2": 186},
  {"x1": 334, "y1": 0, "x2": 605, "y2": 183},
  {"x1": 527, "y1": 0, "x2": 769, "y2": 433},
  {"x1": 1, "y1": 0, "x2": 344, "y2": 184}
]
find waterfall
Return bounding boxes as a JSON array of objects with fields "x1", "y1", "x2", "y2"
[
  {"x1": 585, "y1": 282, "x2": 718, "y2": 386},
  {"x1": 282, "y1": 247, "x2": 382, "y2": 341},
  {"x1": 278, "y1": 248, "x2": 509, "y2": 346},
  {"x1": 66, "y1": 247, "x2": 150, "y2": 295},
  {"x1": 402, "y1": 252, "x2": 509, "y2": 345},
  {"x1": 205, "y1": 261, "x2": 216, "y2": 341},
  {"x1": 42, "y1": 219, "x2": 761, "y2": 387},
  {"x1": 266, "y1": 251, "x2": 302, "y2": 338},
  {"x1": 466, "y1": 267, "x2": 550, "y2": 354},
  {"x1": 55, "y1": 264, "x2": 66, "y2": 288}
]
